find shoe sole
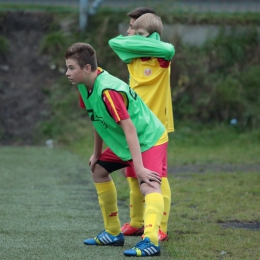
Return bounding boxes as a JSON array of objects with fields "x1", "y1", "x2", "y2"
[
  {"x1": 159, "y1": 235, "x2": 169, "y2": 242},
  {"x1": 122, "y1": 228, "x2": 144, "y2": 236},
  {"x1": 124, "y1": 253, "x2": 161, "y2": 257},
  {"x1": 84, "y1": 241, "x2": 124, "y2": 246},
  {"x1": 123, "y1": 231, "x2": 144, "y2": 236}
]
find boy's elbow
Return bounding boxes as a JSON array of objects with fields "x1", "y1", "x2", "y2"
[
  {"x1": 108, "y1": 39, "x2": 114, "y2": 48},
  {"x1": 167, "y1": 44, "x2": 174, "y2": 53},
  {"x1": 108, "y1": 38, "x2": 118, "y2": 48},
  {"x1": 108, "y1": 35, "x2": 123, "y2": 48},
  {"x1": 168, "y1": 45, "x2": 175, "y2": 59}
]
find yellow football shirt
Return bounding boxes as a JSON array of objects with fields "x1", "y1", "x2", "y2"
[{"x1": 128, "y1": 57, "x2": 174, "y2": 132}]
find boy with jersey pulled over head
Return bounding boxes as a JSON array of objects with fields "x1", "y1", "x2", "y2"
[
  {"x1": 65, "y1": 42, "x2": 168, "y2": 257},
  {"x1": 109, "y1": 11, "x2": 175, "y2": 241}
]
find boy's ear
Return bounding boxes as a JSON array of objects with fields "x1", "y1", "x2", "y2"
[{"x1": 85, "y1": 64, "x2": 92, "y2": 73}]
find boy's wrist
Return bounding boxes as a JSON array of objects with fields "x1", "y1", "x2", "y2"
[
  {"x1": 134, "y1": 165, "x2": 144, "y2": 174},
  {"x1": 93, "y1": 151, "x2": 101, "y2": 158}
]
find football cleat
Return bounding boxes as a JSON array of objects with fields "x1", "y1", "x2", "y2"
[
  {"x1": 83, "y1": 230, "x2": 124, "y2": 246},
  {"x1": 121, "y1": 223, "x2": 144, "y2": 236},
  {"x1": 141, "y1": 229, "x2": 169, "y2": 242},
  {"x1": 158, "y1": 229, "x2": 169, "y2": 241},
  {"x1": 123, "y1": 237, "x2": 160, "y2": 257}
]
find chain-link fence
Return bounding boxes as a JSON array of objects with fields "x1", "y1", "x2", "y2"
[{"x1": 0, "y1": 0, "x2": 260, "y2": 13}]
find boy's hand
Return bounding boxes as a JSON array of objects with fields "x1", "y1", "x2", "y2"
[
  {"x1": 89, "y1": 154, "x2": 99, "y2": 172},
  {"x1": 136, "y1": 167, "x2": 161, "y2": 188}
]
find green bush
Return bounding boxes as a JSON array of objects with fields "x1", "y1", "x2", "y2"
[
  {"x1": 37, "y1": 11, "x2": 260, "y2": 143},
  {"x1": 35, "y1": 77, "x2": 89, "y2": 144},
  {"x1": 39, "y1": 31, "x2": 68, "y2": 63},
  {"x1": 239, "y1": 65, "x2": 260, "y2": 127},
  {"x1": 172, "y1": 28, "x2": 260, "y2": 127}
]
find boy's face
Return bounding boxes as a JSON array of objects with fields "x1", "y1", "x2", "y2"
[
  {"x1": 65, "y1": 58, "x2": 86, "y2": 85},
  {"x1": 127, "y1": 18, "x2": 136, "y2": 36},
  {"x1": 135, "y1": 28, "x2": 149, "y2": 37}
]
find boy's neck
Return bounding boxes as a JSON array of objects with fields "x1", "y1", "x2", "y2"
[{"x1": 85, "y1": 69, "x2": 98, "y2": 90}]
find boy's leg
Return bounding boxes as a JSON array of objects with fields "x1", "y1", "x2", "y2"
[
  {"x1": 143, "y1": 191, "x2": 164, "y2": 245},
  {"x1": 124, "y1": 183, "x2": 163, "y2": 256},
  {"x1": 159, "y1": 177, "x2": 171, "y2": 240},
  {"x1": 94, "y1": 179, "x2": 121, "y2": 236},
  {"x1": 122, "y1": 144, "x2": 171, "y2": 241},
  {"x1": 124, "y1": 143, "x2": 167, "y2": 256},
  {"x1": 159, "y1": 151, "x2": 171, "y2": 240},
  {"x1": 140, "y1": 143, "x2": 167, "y2": 243},
  {"x1": 139, "y1": 181, "x2": 170, "y2": 242},
  {"x1": 127, "y1": 176, "x2": 145, "y2": 228},
  {"x1": 84, "y1": 148, "x2": 128, "y2": 246},
  {"x1": 121, "y1": 167, "x2": 144, "y2": 236}
]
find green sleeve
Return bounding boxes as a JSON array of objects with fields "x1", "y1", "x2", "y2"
[{"x1": 108, "y1": 32, "x2": 175, "y2": 63}]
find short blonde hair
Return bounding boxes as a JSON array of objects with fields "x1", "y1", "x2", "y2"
[{"x1": 133, "y1": 13, "x2": 163, "y2": 37}]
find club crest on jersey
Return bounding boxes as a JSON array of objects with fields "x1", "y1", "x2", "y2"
[{"x1": 144, "y1": 68, "x2": 152, "y2": 76}]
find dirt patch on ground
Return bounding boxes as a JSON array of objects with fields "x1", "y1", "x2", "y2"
[
  {"x1": 0, "y1": 12, "x2": 60, "y2": 145},
  {"x1": 219, "y1": 220, "x2": 260, "y2": 230}
]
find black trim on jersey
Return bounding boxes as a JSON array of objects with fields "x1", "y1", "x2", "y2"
[{"x1": 87, "y1": 69, "x2": 104, "y2": 99}]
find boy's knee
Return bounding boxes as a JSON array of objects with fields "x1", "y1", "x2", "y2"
[
  {"x1": 92, "y1": 164, "x2": 110, "y2": 181},
  {"x1": 139, "y1": 182, "x2": 161, "y2": 196}
]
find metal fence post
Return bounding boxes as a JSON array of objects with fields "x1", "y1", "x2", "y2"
[
  {"x1": 79, "y1": 0, "x2": 88, "y2": 32},
  {"x1": 89, "y1": 0, "x2": 104, "y2": 15}
]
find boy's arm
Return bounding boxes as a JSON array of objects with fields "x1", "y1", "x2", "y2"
[
  {"x1": 102, "y1": 89, "x2": 160, "y2": 186},
  {"x1": 108, "y1": 33, "x2": 175, "y2": 63},
  {"x1": 119, "y1": 118, "x2": 161, "y2": 188},
  {"x1": 89, "y1": 128, "x2": 103, "y2": 172},
  {"x1": 93, "y1": 128, "x2": 103, "y2": 157}
]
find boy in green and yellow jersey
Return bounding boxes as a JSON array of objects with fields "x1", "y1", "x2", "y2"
[{"x1": 109, "y1": 11, "x2": 175, "y2": 241}]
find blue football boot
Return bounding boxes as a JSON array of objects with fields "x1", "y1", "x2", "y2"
[
  {"x1": 83, "y1": 230, "x2": 124, "y2": 246},
  {"x1": 124, "y1": 237, "x2": 160, "y2": 257}
]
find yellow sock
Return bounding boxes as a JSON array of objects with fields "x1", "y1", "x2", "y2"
[
  {"x1": 127, "y1": 177, "x2": 144, "y2": 228},
  {"x1": 143, "y1": 193, "x2": 164, "y2": 246},
  {"x1": 95, "y1": 181, "x2": 120, "y2": 236},
  {"x1": 160, "y1": 177, "x2": 171, "y2": 233}
]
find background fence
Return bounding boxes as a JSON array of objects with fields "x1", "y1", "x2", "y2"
[{"x1": 0, "y1": 0, "x2": 260, "y2": 13}]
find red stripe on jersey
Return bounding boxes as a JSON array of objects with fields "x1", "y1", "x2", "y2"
[
  {"x1": 141, "y1": 57, "x2": 151, "y2": 62},
  {"x1": 79, "y1": 94, "x2": 85, "y2": 108},
  {"x1": 140, "y1": 57, "x2": 170, "y2": 68},
  {"x1": 103, "y1": 90, "x2": 129, "y2": 123},
  {"x1": 157, "y1": 58, "x2": 170, "y2": 68}
]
